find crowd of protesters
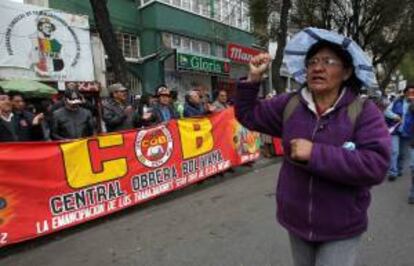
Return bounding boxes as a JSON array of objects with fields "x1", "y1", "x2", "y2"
[
  {"x1": 2, "y1": 80, "x2": 412, "y2": 170},
  {"x1": 0, "y1": 82, "x2": 236, "y2": 141}
]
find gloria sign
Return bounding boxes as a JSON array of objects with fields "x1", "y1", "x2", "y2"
[
  {"x1": 0, "y1": 108, "x2": 261, "y2": 247},
  {"x1": 176, "y1": 51, "x2": 230, "y2": 76},
  {"x1": 227, "y1": 43, "x2": 262, "y2": 64},
  {"x1": 0, "y1": 0, "x2": 94, "y2": 81}
]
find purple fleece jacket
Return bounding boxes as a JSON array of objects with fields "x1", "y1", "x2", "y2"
[{"x1": 235, "y1": 81, "x2": 391, "y2": 242}]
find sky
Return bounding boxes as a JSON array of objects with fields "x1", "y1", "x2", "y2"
[{"x1": 9, "y1": 0, "x2": 24, "y2": 3}]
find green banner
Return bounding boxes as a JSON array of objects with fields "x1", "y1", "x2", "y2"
[{"x1": 176, "y1": 51, "x2": 230, "y2": 76}]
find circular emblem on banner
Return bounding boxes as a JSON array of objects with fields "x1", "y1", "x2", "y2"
[{"x1": 135, "y1": 125, "x2": 173, "y2": 168}]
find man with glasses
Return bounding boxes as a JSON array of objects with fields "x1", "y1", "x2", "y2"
[{"x1": 102, "y1": 83, "x2": 135, "y2": 132}]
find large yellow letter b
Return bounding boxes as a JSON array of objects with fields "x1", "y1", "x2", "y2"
[{"x1": 177, "y1": 118, "x2": 214, "y2": 159}]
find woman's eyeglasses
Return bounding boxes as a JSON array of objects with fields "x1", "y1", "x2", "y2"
[{"x1": 306, "y1": 57, "x2": 342, "y2": 68}]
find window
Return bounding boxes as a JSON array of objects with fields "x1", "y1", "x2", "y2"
[
  {"x1": 222, "y1": 0, "x2": 230, "y2": 24},
  {"x1": 191, "y1": 40, "x2": 202, "y2": 53},
  {"x1": 214, "y1": 1, "x2": 222, "y2": 20},
  {"x1": 162, "y1": 32, "x2": 172, "y2": 47},
  {"x1": 200, "y1": 0, "x2": 210, "y2": 16},
  {"x1": 228, "y1": 0, "x2": 237, "y2": 27},
  {"x1": 241, "y1": 2, "x2": 250, "y2": 31},
  {"x1": 216, "y1": 45, "x2": 225, "y2": 58},
  {"x1": 235, "y1": 4, "x2": 241, "y2": 28},
  {"x1": 172, "y1": 35, "x2": 181, "y2": 48},
  {"x1": 191, "y1": 0, "x2": 200, "y2": 13},
  {"x1": 182, "y1": 37, "x2": 191, "y2": 51},
  {"x1": 106, "y1": 71, "x2": 141, "y2": 95},
  {"x1": 164, "y1": 33, "x2": 211, "y2": 56},
  {"x1": 116, "y1": 32, "x2": 139, "y2": 59},
  {"x1": 200, "y1": 41, "x2": 210, "y2": 55},
  {"x1": 141, "y1": 1, "x2": 251, "y2": 31},
  {"x1": 182, "y1": 0, "x2": 191, "y2": 9}
]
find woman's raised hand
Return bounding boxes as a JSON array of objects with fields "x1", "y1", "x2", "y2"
[{"x1": 248, "y1": 53, "x2": 272, "y2": 83}]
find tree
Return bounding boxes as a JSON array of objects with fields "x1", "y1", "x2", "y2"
[
  {"x1": 249, "y1": 0, "x2": 271, "y2": 47},
  {"x1": 271, "y1": 0, "x2": 291, "y2": 93},
  {"x1": 250, "y1": 0, "x2": 414, "y2": 91},
  {"x1": 89, "y1": 0, "x2": 128, "y2": 87},
  {"x1": 291, "y1": 0, "x2": 414, "y2": 89},
  {"x1": 250, "y1": 0, "x2": 292, "y2": 93},
  {"x1": 400, "y1": 52, "x2": 414, "y2": 83}
]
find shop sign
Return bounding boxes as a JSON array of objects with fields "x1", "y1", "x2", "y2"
[
  {"x1": 227, "y1": 43, "x2": 262, "y2": 64},
  {"x1": 176, "y1": 51, "x2": 230, "y2": 76}
]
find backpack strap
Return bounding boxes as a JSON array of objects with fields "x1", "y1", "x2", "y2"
[
  {"x1": 282, "y1": 93, "x2": 366, "y2": 132},
  {"x1": 283, "y1": 94, "x2": 300, "y2": 124},
  {"x1": 347, "y1": 97, "x2": 366, "y2": 132}
]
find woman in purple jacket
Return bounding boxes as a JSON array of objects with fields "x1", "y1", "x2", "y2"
[{"x1": 235, "y1": 28, "x2": 391, "y2": 266}]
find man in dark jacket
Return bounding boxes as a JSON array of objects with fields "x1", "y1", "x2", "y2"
[
  {"x1": 151, "y1": 85, "x2": 179, "y2": 122},
  {"x1": 10, "y1": 92, "x2": 44, "y2": 141},
  {"x1": 51, "y1": 88, "x2": 94, "y2": 140},
  {"x1": 184, "y1": 89, "x2": 208, "y2": 118},
  {"x1": 0, "y1": 90, "x2": 44, "y2": 142},
  {"x1": 0, "y1": 89, "x2": 18, "y2": 142},
  {"x1": 132, "y1": 94, "x2": 158, "y2": 128},
  {"x1": 102, "y1": 83, "x2": 135, "y2": 132}
]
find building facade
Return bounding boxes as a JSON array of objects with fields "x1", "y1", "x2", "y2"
[{"x1": 46, "y1": 0, "x2": 259, "y2": 98}]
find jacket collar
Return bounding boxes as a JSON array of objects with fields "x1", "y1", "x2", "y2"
[
  {"x1": 299, "y1": 87, "x2": 357, "y2": 116},
  {"x1": 0, "y1": 112, "x2": 14, "y2": 122}
]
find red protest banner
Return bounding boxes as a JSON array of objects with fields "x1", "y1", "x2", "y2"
[{"x1": 0, "y1": 108, "x2": 260, "y2": 247}]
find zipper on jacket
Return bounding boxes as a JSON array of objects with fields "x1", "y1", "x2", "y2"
[{"x1": 308, "y1": 117, "x2": 320, "y2": 241}]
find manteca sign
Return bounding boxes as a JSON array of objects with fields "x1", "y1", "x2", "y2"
[
  {"x1": 0, "y1": 0, "x2": 94, "y2": 81},
  {"x1": 226, "y1": 43, "x2": 262, "y2": 64}
]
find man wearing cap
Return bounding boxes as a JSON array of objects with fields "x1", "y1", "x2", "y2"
[
  {"x1": 102, "y1": 83, "x2": 135, "y2": 132},
  {"x1": 51, "y1": 88, "x2": 94, "y2": 140},
  {"x1": 151, "y1": 85, "x2": 179, "y2": 122}
]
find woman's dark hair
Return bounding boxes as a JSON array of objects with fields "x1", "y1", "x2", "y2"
[{"x1": 305, "y1": 40, "x2": 363, "y2": 93}]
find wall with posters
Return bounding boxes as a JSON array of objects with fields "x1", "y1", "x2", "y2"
[
  {"x1": 0, "y1": 108, "x2": 261, "y2": 247},
  {"x1": 0, "y1": 0, "x2": 94, "y2": 82}
]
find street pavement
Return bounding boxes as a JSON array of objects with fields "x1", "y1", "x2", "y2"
[{"x1": 1, "y1": 158, "x2": 414, "y2": 266}]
